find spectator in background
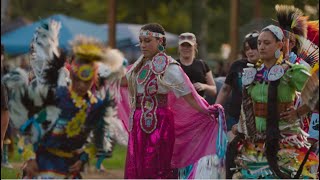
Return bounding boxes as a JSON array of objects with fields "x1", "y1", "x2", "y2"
[
  {"x1": 213, "y1": 60, "x2": 226, "y2": 77},
  {"x1": 215, "y1": 31, "x2": 260, "y2": 140},
  {"x1": 1, "y1": 44, "x2": 10, "y2": 158},
  {"x1": 176, "y1": 32, "x2": 217, "y2": 98}
]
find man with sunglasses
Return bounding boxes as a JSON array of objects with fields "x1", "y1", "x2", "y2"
[{"x1": 177, "y1": 32, "x2": 217, "y2": 98}]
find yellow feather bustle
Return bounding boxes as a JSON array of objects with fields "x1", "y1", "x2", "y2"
[
  {"x1": 69, "y1": 35, "x2": 125, "y2": 73},
  {"x1": 70, "y1": 35, "x2": 105, "y2": 62},
  {"x1": 69, "y1": 35, "x2": 126, "y2": 101}
]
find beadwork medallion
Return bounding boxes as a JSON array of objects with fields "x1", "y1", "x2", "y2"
[
  {"x1": 137, "y1": 63, "x2": 150, "y2": 84},
  {"x1": 268, "y1": 65, "x2": 284, "y2": 81},
  {"x1": 140, "y1": 74, "x2": 158, "y2": 133},
  {"x1": 151, "y1": 53, "x2": 169, "y2": 75},
  {"x1": 242, "y1": 67, "x2": 257, "y2": 85}
]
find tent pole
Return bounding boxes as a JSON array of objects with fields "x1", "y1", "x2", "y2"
[{"x1": 108, "y1": 0, "x2": 116, "y2": 48}]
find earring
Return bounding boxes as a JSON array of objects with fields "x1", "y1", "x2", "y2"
[
  {"x1": 158, "y1": 44, "x2": 165, "y2": 52},
  {"x1": 274, "y1": 49, "x2": 281, "y2": 59}
]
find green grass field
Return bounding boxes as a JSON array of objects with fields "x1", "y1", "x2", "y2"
[
  {"x1": 1, "y1": 167, "x2": 20, "y2": 179},
  {"x1": 91, "y1": 144, "x2": 127, "y2": 169},
  {"x1": 1, "y1": 144, "x2": 127, "y2": 179}
]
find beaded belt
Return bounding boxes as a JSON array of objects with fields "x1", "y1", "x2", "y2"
[
  {"x1": 136, "y1": 94, "x2": 168, "y2": 108},
  {"x1": 46, "y1": 148, "x2": 74, "y2": 158},
  {"x1": 254, "y1": 102, "x2": 294, "y2": 118}
]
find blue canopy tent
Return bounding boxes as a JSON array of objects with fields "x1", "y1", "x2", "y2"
[
  {"x1": 1, "y1": 14, "x2": 107, "y2": 56},
  {"x1": 1, "y1": 14, "x2": 179, "y2": 60},
  {"x1": 100, "y1": 23, "x2": 179, "y2": 62},
  {"x1": 100, "y1": 23, "x2": 179, "y2": 48}
]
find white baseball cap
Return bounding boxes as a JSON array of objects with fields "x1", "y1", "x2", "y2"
[{"x1": 179, "y1": 32, "x2": 196, "y2": 46}]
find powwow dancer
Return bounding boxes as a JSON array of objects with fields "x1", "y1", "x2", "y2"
[
  {"x1": 117, "y1": 23, "x2": 227, "y2": 179},
  {"x1": 229, "y1": 25, "x2": 318, "y2": 179},
  {"x1": 276, "y1": 4, "x2": 319, "y2": 144},
  {"x1": 3, "y1": 19, "x2": 126, "y2": 178}
]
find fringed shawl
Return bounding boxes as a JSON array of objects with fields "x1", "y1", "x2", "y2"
[{"x1": 117, "y1": 62, "x2": 226, "y2": 168}]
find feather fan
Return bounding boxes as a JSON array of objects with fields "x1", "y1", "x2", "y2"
[{"x1": 297, "y1": 36, "x2": 319, "y2": 67}]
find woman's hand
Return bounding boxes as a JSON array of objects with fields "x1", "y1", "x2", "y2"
[
  {"x1": 69, "y1": 160, "x2": 83, "y2": 173},
  {"x1": 208, "y1": 104, "x2": 223, "y2": 118},
  {"x1": 280, "y1": 106, "x2": 299, "y2": 122},
  {"x1": 23, "y1": 159, "x2": 39, "y2": 178},
  {"x1": 232, "y1": 124, "x2": 239, "y2": 135},
  {"x1": 193, "y1": 82, "x2": 206, "y2": 92}
]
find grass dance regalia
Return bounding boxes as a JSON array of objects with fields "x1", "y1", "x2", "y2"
[
  {"x1": 117, "y1": 28, "x2": 227, "y2": 179},
  {"x1": 229, "y1": 25, "x2": 319, "y2": 179},
  {"x1": 2, "y1": 20, "x2": 125, "y2": 178}
]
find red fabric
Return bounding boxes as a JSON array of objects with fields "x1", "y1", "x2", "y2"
[
  {"x1": 307, "y1": 20, "x2": 319, "y2": 46},
  {"x1": 65, "y1": 62, "x2": 72, "y2": 71}
]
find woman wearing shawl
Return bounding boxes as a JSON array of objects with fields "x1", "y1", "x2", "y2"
[
  {"x1": 118, "y1": 23, "x2": 226, "y2": 179},
  {"x1": 230, "y1": 25, "x2": 319, "y2": 179}
]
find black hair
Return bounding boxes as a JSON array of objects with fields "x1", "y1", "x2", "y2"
[
  {"x1": 291, "y1": 46, "x2": 298, "y2": 54},
  {"x1": 241, "y1": 31, "x2": 259, "y2": 58},
  {"x1": 265, "y1": 79, "x2": 290, "y2": 178},
  {"x1": 290, "y1": 35, "x2": 299, "y2": 54},
  {"x1": 141, "y1": 23, "x2": 167, "y2": 48}
]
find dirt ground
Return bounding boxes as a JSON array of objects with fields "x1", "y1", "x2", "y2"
[
  {"x1": 83, "y1": 166, "x2": 124, "y2": 179},
  {"x1": 11, "y1": 162, "x2": 124, "y2": 179}
]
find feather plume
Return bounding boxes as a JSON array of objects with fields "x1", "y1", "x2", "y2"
[
  {"x1": 103, "y1": 106, "x2": 128, "y2": 146},
  {"x1": 43, "y1": 52, "x2": 67, "y2": 88},
  {"x1": 101, "y1": 49, "x2": 125, "y2": 73},
  {"x1": 307, "y1": 20, "x2": 319, "y2": 46},
  {"x1": 70, "y1": 35, "x2": 125, "y2": 75},
  {"x1": 2, "y1": 68, "x2": 29, "y2": 128},
  {"x1": 30, "y1": 20, "x2": 62, "y2": 85},
  {"x1": 69, "y1": 35, "x2": 105, "y2": 62},
  {"x1": 31, "y1": 20, "x2": 61, "y2": 61},
  {"x1": 275, "y1": 4, "x2": 307, "y2": 37},
  {"x1": 292, "y1": 16, "x2": 308, "y2": 37}
]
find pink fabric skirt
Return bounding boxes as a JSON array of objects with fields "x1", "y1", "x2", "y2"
[{"x1": 124, "y1": 107, "x2": 178, "y2": 179}]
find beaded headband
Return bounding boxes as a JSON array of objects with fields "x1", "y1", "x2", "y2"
[{"x1": 139, "y1": 30, "x2": 165, "y2": 38}]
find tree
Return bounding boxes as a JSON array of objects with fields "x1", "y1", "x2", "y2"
[
  {"x1": 192, "y1": 0, "x2": 208, "y2": 59},
  {"x1": 6, "y1": 0, "x2": 319, "y2": 57}
]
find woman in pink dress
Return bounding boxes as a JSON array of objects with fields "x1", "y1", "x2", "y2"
[{"x1": 118, "y1": 23, "x2": 227, "y2": 179}]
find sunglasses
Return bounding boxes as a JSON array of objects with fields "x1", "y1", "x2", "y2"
[
  {"x1": 245, "y1": 32, "x2": 259, "y2": 38},
  {"x1": 179, "y1": 35, "x2": 195, "y2": 41}
]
